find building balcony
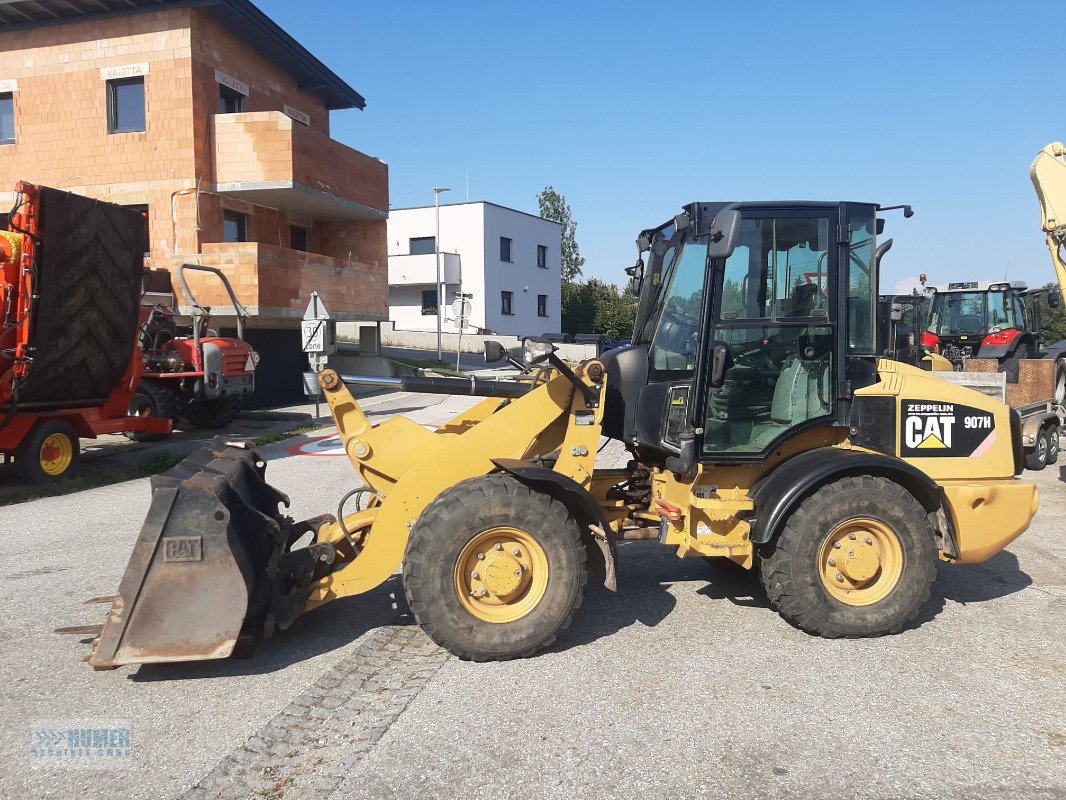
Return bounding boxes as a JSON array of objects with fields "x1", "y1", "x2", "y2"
[
  {"x1": 172, "y1": 242, "x2": 388, "y2": 323},
  {"x1": 387, "y1": 252, "x2": 461, "y2": 285},
  {"x1": 212, "y1": 111, "x2": 388, "y2": 221}
]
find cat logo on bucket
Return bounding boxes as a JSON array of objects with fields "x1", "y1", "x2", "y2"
[{"x1": 899, "y1": 400, "x2": 997, "y2": 458}]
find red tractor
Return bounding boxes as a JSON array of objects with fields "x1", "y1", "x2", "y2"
[
  {"x1": 1, "y1": 182, "x2": 171, "y2": 483},
  {"x1": 130, "y1": 264, "x2": 258, "y2": 439}
]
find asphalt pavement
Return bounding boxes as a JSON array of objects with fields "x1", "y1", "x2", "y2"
[{"x1": 0, "y1": 394, "x2": 1063, "y2": 800}]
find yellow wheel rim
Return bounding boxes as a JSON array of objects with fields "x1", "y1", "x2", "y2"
[
  {"x1": 818, "y1": 517, "x2": 904, "y2": 606},
  {"x1": 39, "y1": 432, "x2": 74, "y2": 477},
  {"x1": 454, "y1": 526, "x2": 549, "y2": 624}
]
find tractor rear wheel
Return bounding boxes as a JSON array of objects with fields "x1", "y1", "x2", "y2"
[
  {"x1": 125, "y1": 381, "x2": 180, "y2": 441},
  {"x1": 759, "y1": 476, "x2": 936, "y2": 638},
  {"x1": 403, "y1": 474, "x2": 587, "y2": 661},
  {"x1": 184, "y1": 395, "x2": 242, "y2": 429},
  {"x1": 16, "y1": 419, "x2": 79, "y2": 484}
]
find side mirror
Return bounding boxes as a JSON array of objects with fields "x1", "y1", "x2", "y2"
[
  {"x1": 484, "y1": 340, "x2": 506, "y2": 364},
  {"x1": 890, "y1": 302, "x2": 904, "y2": 323},
  {"x1": 706, "y1": 210, "x2": 741, "y2": 259},
  {"x1": 624, "y1": 258, "x2": 644, "y2": 297},
  {"x1": 1049, "y1": 291, "x2": 1061, "y2": 309},
  {"x1": 626, "y1": 276, "x2": 642, "y2": 297},
  {"x1": 710, "y1": 343, "x2": 730, "y2": 387}
]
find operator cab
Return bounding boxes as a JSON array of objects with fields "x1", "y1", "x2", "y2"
[{"x1": 602, "y1": 201, "x2": 890, "y2": 473}]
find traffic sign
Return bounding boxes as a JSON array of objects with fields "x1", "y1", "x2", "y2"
[{"x1": 301, "y1": 291, "x2": 335, "y2": 355}]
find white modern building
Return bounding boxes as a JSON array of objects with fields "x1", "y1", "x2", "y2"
[{"x1": 386, "y1": 202, "x2": 561, "y2": 337}]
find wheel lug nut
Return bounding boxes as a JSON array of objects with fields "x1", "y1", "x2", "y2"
[
  {"x1": 476, "y1": 552, "x2": 485, "y2": 560},
  {"x1": 833, "y1": 542, "x2": 841, "y2": 550},
  {"x1": 511, "y1": 548, "x2": 521, "y2": 556},
  {"x1": 514, "y1": 569, "x2": 522, "y2": 577},
  {"x1": 471, "y1": 571, "x2": 480, "y2": 580},
  {"x1": 848, "y1": 532, "x2": 857, "y2": 540},
  {"x1": 827, "y1": 558, "x2": 836, "y2": 567},
  {"x1": 493, "y1": 543, "x2": 503, "y2": 551},
  {"x1": 835, "y1": 572, "x2": 844, "y2": 582},
  {"x1": 864, "y1": 536, "x2": 872, "y2": 545},
  {"x1": 848, "y1": 550, "x2": 855, "y2": 558}
]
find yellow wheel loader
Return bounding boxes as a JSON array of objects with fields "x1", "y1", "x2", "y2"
[{"x1": 67, "y1": 201, "x2": 1039, "y2": 668}]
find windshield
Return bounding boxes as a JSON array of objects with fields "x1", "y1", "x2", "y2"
[
  {"x1": 927, "y1": 291, "x2": 1019, "y2": 336},
  {"x1": 632, "y1": 221, "x2": 678, "y2": 344}
]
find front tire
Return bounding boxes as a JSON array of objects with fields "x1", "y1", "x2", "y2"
[
  {"x1": 1025, "y1": 432, "x2": 1049, "y2": 471},
  {"x1": 1046, "y1": 425, "x2": 1060, "y2": 465},
  {"x1": 16, "y1": 419, "x2": 80, "y2": 484},
  {"x1": 184, "y1": 395, "x2": 242, "y2": 429},
  {"x1": 125, "y1": 381, "x2": 180, "y2": 441},
  {"x1": 759, "y1": 476, "x2": 937, "y2": 638},
  {"x1": 403, "y1": 474, "x2": 587, "y2": 661}
]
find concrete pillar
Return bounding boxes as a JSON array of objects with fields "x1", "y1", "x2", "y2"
[{"x1": 360, "y1": 323, "x2": 381, "y2": 355}]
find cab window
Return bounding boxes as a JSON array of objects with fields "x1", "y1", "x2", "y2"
[
  {"x1": 847, "y1": 211, "x2": 877, "y2": 354},
  {"x1": 651, "y1": 241, "x2": 709, "y2": 371}
]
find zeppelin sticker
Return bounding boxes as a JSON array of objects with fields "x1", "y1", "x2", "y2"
[{"x1": 900, "y1": 401, "x2": 996, "y2": 458}]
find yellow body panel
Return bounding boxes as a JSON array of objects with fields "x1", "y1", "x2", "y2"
[{"x1": 940, "y1": 479, "x2": 1040, "y2": 563}]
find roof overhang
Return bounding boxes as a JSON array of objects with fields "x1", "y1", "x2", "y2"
[{"x1": 0, "y1": 0, "x2": 365, "y2": 110}]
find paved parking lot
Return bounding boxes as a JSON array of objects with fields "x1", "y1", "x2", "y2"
[{"x1": 0, "y1": 391, "x2": 1063, "y2": 800}]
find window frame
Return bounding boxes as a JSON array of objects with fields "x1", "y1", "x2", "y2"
[
  {"x1": 500, "y1": 236, "x2": 513, "y2": 263},
  {"x1": 0, "y1": 92, "x2": 14, "y2": 145},
  {"x1": 537, "y1": 244, "x2": 547, "y2": 269},
  {"x1": 222, "y1": 210, "x2": 249, "y2": 243},
  {"x1": 107, "y1": 76, "x2": 146, "y2": 134},
  {"x1": 421, "y1": 289, "x2": 438, "y2": 316},
  {"x1": 537, "y1": 293, "x2": 548, "y2": 317},
  {"x1": 289, "y1": 224, "x2": 308, "y2": 252},
  {"x1": 501, "y1": 290, "x2": 513, "y2": 316},
  {"x1": 218, "y1": 84, "x2": 246, "y2": 114},
  {"x1": 409, "y1": 236, "x2": 436, "y2": 256}
]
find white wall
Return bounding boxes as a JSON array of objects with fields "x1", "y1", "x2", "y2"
[{"x1": 386, "y1": 202, "x2": 561, "y2": 337}]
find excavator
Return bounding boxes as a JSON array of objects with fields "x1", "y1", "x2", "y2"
[
  {"x1": 1029, "y1": 142, "x2": 1066, "y2": 481},
  {"x1": 66, "y1": 200, "x2": 1039, "y2": 668}
]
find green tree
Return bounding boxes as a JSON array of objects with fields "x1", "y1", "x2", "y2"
[
  {"x1": 1034, "y1": 282, "x2": 1066, "y2": 343},
  {"x1": 537, "y1": 186, "x2": 585, "y2": 282},
  {"x1": 561, "y1": 279, "x2": 636, "y2": 338}
]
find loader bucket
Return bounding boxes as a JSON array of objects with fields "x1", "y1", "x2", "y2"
[{"x1": 71, "y1": 438, "x2": 334, "y2": 669}]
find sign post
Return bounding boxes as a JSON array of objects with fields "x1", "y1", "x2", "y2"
[
  {"x1": 451, "y1": 296, "x2": 473, "y2": 371},
  {"x1": 301, "y1": 291, "x2": 335, "y2": 419}
]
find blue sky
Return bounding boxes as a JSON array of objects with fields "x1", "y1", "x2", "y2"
[{"x1": 258, "y1": 0, "x2": 1057, "y2": 295}]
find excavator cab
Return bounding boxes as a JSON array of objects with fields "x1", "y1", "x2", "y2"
[{"x1": 604, "y1": 202, "x2": 880, "y2": 471}]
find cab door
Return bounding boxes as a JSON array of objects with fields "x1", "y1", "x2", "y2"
[{"x1": 697, "y1": 208, "x2": 840, "y2": 460}]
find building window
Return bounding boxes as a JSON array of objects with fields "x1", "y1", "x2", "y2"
[
  {"x1": 421, "y1": 289, "x2": 438, "y2": 316},
  {"x1": 409, "y1": 236, "x2": 435, "y2": 255},
  {"x1": 501, "y1": 291, "x2": 513, "y2": 316},
  {"x1": 537, "y1": 294, "x2": 548, "y2": 317},
  {"x1": 500, "y1": 237, "x2": 512, "y2": 262},
  {"x1": 219, "y1": 84, "x2": 245, "y2": 114},
  {"x1": 289, "y1": 225, "x2": 308, "y2": 252},
  {"x1": 223, "y1": 210, "x2": 248, "y2": 243},
  {"x1": 537, "y1": 245, "x2": 547, "y2": 269},
  {"x1": 0, "y1": 93, "x2": 14, "y2": 144},
  {"x1": 107, "y1": 77, "x2": 146, "y2": 134}
]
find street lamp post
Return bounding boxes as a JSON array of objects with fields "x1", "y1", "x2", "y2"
[{"x1": 433, "y1": 187, "x2": 451, "y2": 361}]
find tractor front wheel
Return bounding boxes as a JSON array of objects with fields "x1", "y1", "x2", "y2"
[
  {"x1": 16, "y1": 419, "x2": 79, "y2": 484},
  {"x1": 184, "y1": 395, "x2": 242, "y2": 429},
  {"x1": 125, "y1": 381, "x2": 180, "y2": 441},
  {"x1": 403, "y1": 474, "x2": 587, "y2": 661},
  {"x1": 759, "y1": 476, "x2": 936, "y2": 638}
]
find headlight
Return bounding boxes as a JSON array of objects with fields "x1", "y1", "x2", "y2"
[{"x1": 522, "y1": 337, "x2": 555, "y2": 364}]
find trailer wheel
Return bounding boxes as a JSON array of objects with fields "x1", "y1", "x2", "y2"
[
  {"x1": 125, "y1": 381, "x2": 180, "y2": 441},
  {"x1": 403, "y1": 474, "x2": 587, "y2": 661},
  {"x1": 1046, "y1": 425, "x2": 1060, "y2": 465},
  {"x1": 1025, "y1": 432, "x2": 1049, "y2": 471},
  {"x1": 16, "y1": 420, "x2": 79, "y2": 484},
  {"x1": 1055, "y1": 360, "x2": 1065, "y2": 408},
  {"x1": 759, "y1": 475, "x2": 936, "y2": 638},
  {"x1": 184, "y1": 396, "x2": 242, "y2": 429}
]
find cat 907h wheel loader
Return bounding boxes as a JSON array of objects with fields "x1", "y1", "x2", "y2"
[{"x1": 66, "y1": 200, "x2": 1039, "y2": 668}]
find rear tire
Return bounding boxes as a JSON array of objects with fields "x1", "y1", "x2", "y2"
[
  {"x1": 1047, "y1": 425, "x2": 1060, "y2": 465},
  {"x1": 1025, "y1": 432, "x2": 1049, "y2": 471},
  {"x1": 125, "y1": 381, "x2": 180, "y2": 441},
  {"x1": 759, "y1": 476, "x2": 937, "y2": 638},
  {"x1": 1055, "y1": 359, "x2": 1066, "y2": 409},
  {"x1": 403, "y1": 474, "x2": 587, "y2": 661},
  {"x1": 184, "y1": 395, "x2": 242, "y2": 429},
  {"x1": 16, "y1": 419, "x2": 80, "y2": 484}
]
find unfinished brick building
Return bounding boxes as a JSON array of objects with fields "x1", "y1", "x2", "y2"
[{"x1": 0, "y1": 0, "x2": 389, "y2": 403}]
